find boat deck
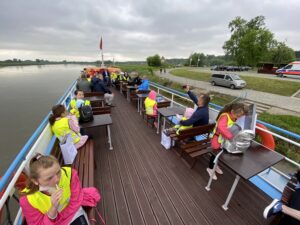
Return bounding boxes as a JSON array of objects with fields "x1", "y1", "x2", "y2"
[{"x1": 93, "y1": 89, "x2": 273, "y2": 225}]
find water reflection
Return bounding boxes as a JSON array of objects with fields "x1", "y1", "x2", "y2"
[{"x1": 0, "y1": 64, "x2": 88, "y2": 174}]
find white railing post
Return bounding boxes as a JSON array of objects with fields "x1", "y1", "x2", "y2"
[{"x1": 171, "y1": 94, "x2": 174, "y2": 107}]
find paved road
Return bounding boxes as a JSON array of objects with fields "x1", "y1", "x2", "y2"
[
  {"x1": 188, "y1": 67, "x2": 300, "y2": 82},
  {"x1": 155, "y1": 70, "x2": 300, "y2": 113}
]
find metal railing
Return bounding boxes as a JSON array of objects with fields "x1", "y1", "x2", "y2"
[{"x1": 0, "y1": 80, "x2": 76, "y2": 211}]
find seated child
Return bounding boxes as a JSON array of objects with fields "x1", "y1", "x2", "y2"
[
  {"x1": 70, "y1": 90, "x2": 91, "y2": 118},
  {"x1": 49, "y1": 104, "x2": 88, "y2": 149},
  {"x1": 165, "y1": 107, "x2": 194, "y2": 135},
  {"x1": 144, "y1": 90, "x2": 157, "y2": 116}
]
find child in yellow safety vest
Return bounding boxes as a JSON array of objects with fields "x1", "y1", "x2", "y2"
[
  {"x1": 207, "y1": 102, "x2": 247, "y2": 180},
  {"x1": 164, "y1": 107, "x2": 194, "y2": 135},
  {"x1": 20, "y1": 154, "x2": 100, "y2": 225},
  {"x1": 70, "y1": 90, "x2": 91, "y2": 118},
  {"x1": 49, "y1": 104, "x2": 88, "y2": 149},
  {"x1": 144, "y1": 90, "x2": 158, "y2": 116}
]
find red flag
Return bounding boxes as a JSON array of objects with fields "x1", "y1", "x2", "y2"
[{"x1": 100, "y1": 36, "x2": 103, "y2": 50}]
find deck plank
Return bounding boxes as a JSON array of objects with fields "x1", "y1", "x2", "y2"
[{"x1": 92, "y1": 89, "x2": 274, "y2": 225}]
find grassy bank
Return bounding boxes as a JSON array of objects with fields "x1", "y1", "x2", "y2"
[
  {"x1": 258, "y1": 112, "x2": 300, "y2": 162},
  {"x1": 169, "y1": 69, "x2": 300, "y2": 96}
]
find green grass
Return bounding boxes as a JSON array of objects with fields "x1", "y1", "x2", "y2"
[
  {"x1": 258, "y1": 112, "x2": 300, "y2": 163},
  {"x1": 258, "y1": 113, "x2": 300, "y2": 135},
  {"x1": 170, "y1": 69, "x2": 300, "y2": 96},
  {"x1": 170, "y1": 69, "x2": 211, "y2": 82}
]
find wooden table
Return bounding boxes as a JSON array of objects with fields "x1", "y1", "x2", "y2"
[
  {"x1": 126, "y1": 85, "x2": 137, "y2": 102},
  {"x1": 80, "y1": 114, "x2": 113, "y2": 150},
  {"x1": 156, "y1": 107, "x2": 185, "y2": 134},
  {"x1": 205, "y1": 142, "x2": 284, "y2": 210}
]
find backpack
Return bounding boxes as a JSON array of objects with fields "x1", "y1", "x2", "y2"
[{"x1": 79, "y1": 105, "x2": 94, "y2": 123}]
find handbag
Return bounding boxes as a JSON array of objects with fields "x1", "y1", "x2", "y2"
[
  {"x1": 59, "y1": 134, "x2": 78, "y2": 164},
  {"x1": 161, "y1": 130, "x2": 171, "y2": 150}
]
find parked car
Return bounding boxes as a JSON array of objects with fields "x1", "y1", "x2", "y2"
[{"x1": 211, "y1": 73, "x2": 246, "y2": 89}]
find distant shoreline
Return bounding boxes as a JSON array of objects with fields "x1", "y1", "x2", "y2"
[{"x1": 0, "y1": 62, "x2": 93, "y2": 67}]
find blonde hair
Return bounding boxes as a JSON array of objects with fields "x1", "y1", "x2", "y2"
[{"x1": 24, "y1": 154, "x2": 59, "y2": 195}]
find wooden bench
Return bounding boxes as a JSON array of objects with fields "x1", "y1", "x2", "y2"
[
  {"x1": 92, "y1": 106, "x2": 111, "y2": 115},
  {"x1": 51, "y1": 139, "x2": 96, "y2": 222},
  {"x1": 170, "y1": 123, "x2": 215, "y2": 168},
  {"x1": 157, "y1": 101, "x2": 171, "y2": 108},
  {"x1": 130, "y1": 90, "x2": 150, "y2": 106},
  {"x1": 84, "y1": 92, "x2": 104, "y2": 97}
]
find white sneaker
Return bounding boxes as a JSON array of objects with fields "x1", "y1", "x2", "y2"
[
  {"x1": 206, "y1": 168, "x2": 217, "y2": 180},
  {"x1": 215, "y1": 166, "x2": 223, "y2": 175}
]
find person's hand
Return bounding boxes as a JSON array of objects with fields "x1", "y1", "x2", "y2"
[
  {"x1": 184, "y1": 85, "x2": 190, "y2": 92},
  {"x1": 50, "y1": 188, "x2": 63, "y2": 209}
]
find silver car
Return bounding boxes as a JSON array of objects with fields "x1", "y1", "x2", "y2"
[{"x1": 211, "y1": 73, "x2": 246, "y2": 89}]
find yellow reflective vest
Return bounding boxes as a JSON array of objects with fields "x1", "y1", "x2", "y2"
[
  {"x1": 70, "y1": 99, "x2": 91, "y2": 118},
  {"x1": 51, "y1": 117, "x2": 81, "y2": 144},
  {"x1": 23, "y1": 167, "x2": 72, "y2": 214},
  {"x1": 144, "y1": 97, "x2": 156, "y2": 115},
  {"x1": 211, "y1": 113, "x2": 235, "y2": 144},
  {"x1": 174, "y1": 117, "x2": 193, "y2": 134}
]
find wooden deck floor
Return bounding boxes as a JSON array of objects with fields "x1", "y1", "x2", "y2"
[{"x1": 93, "y1": 89, "x2": 274, "y2": 225}]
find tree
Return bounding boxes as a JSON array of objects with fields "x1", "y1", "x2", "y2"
[
  {"x1": 187, "y1": 53, "x2": 206, "y2": 67},
  {"x1": 223, "y1": 16, "x2": 274, "y2": 66},
  {"x1": 146, "y1": 54, "x2": 161, "y2": 67},
  {"x1": 268, "y1": 41, "x2": 296, "y2": 64}
]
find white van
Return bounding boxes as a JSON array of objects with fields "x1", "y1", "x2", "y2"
[
  {"x1": 276, "y1": 61, "x2": 300, "y2": 77},
  {"x1": 211, "y1": 74, "x2": 246, "y2": 89}
]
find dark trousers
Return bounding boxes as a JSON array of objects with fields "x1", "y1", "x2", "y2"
[
  {"x1": 209, "y1": 155, "x2": 215, "y2": 169},
  {"x1": 279, "y1": 189, "x2": 300, "y2": 225}
]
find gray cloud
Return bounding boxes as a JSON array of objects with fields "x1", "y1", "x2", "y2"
[{"x1": 0, "y1": 0, "x2": 299, "y2": 61}]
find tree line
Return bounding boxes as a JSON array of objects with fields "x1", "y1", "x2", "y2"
[{"x1": 147, "y1": 16, "x2": 298, "y2": 67}]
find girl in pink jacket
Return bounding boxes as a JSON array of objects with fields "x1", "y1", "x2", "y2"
[
  {"x1": 20, "y1": 154, "x2": 100, "y2": 225},
  {"x1": 207, "y1": 103, "x2": 246, "y2": 180}
]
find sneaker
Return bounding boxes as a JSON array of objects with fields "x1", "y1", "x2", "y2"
[
  {"x1": 215, "y1": 165, "x2": 223, "y2": 175},
  {"x1": 206, "y1": 168, "x2": 217, "y2": 180},
  {"x1": 263, "y1": 199, "x2": 282, "y2": 219}
]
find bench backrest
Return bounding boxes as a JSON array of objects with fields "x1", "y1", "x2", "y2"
[
  {"x1": 84, "y1": 92, "x2": 104, "y2": 97},
  {"x1": 157, "y1": 101, "x2": 171, "y2": 108},
  {"x1": 175, "y1": 123, "x2": 215, "y2": 140},
  {"x1": 281, "y1": 174, "x2": 298, "y2": 204},
  {"x1": 93, "y1": 106, "x2": 111, "y2": 115},
  {"x1": 137, "y1": 90, "x2": 150, "y2": 94}
]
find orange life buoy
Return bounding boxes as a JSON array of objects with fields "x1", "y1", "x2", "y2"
[{"x1": 255, "y1": 123, "x2": 276, "y2": 150}]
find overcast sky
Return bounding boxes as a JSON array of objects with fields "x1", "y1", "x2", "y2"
[{"x1": 0, "y1": 0, "x2": 299, "y2": 61}]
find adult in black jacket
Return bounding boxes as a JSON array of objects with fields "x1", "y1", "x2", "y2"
[
  {"x1": 92, "y1": 74, "x2": 114, "y2": 106},
  {"x1": 179, "y1": 85, "x2": 210, "y2": 127}
]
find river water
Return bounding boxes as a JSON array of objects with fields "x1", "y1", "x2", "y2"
[{"x1": 0, "y1": 64, "x2": 87, "y2": 175}]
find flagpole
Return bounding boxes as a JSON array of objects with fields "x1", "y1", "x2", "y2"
[
  {"x1": 100, "y1": 36, "x2": 104, "y2": 67},
  {"x1": 101, "y1": 49, "x2": 104, "y2": 67}
]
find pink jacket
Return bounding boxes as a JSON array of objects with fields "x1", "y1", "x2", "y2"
[
  {"x1": 66, "y1": 115, "x2": 88, "y2": 149},
  {"x1": 211, "y1": 113, "x2": 235, "y2": 150},
  {"x1": 20, "y1": 169, "x2": 100, "y2": 225}
]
